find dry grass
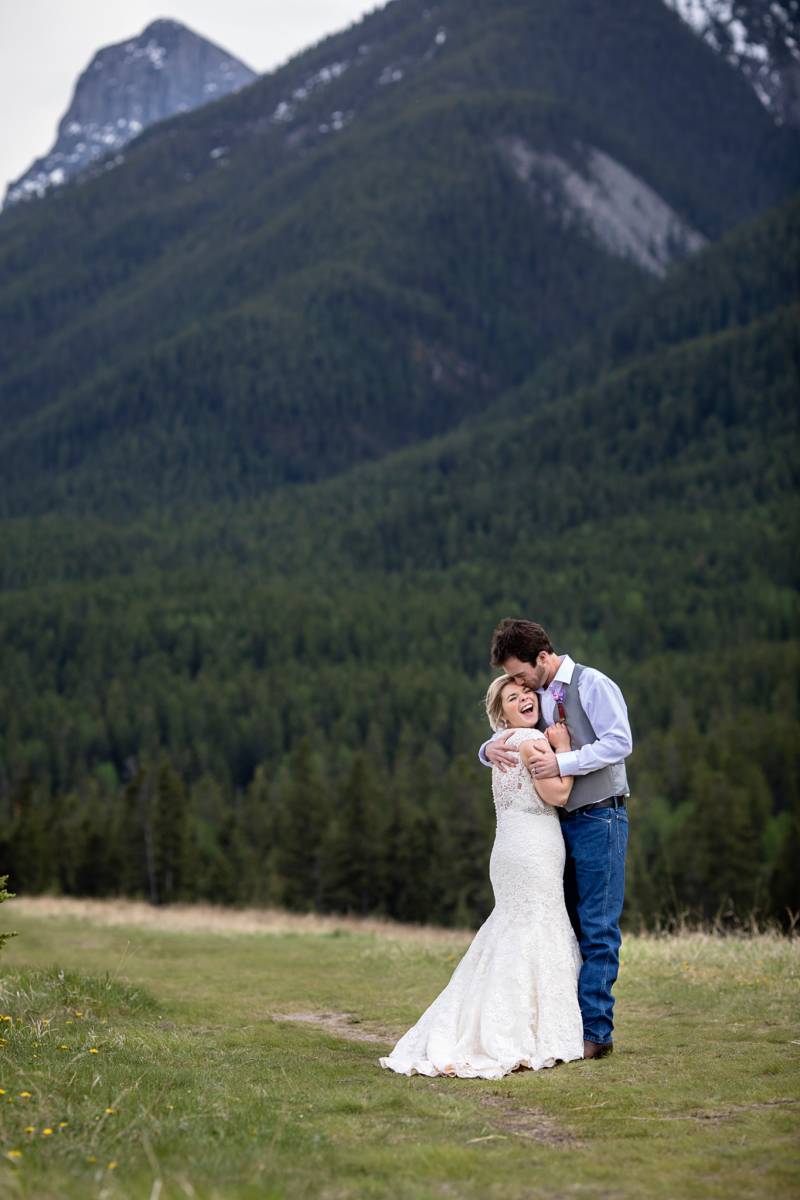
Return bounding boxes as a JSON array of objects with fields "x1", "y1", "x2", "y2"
[
  {"x1": 9, "y1": 895, "x2": 473, "y2": 946},
  {"x1": 12, "y1": 897, "x2": 798, "y2": 956}
]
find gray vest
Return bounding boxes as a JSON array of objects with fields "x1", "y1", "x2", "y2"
[{"x1": 539, "y1": 663, "x2": 629, "y2": 813}]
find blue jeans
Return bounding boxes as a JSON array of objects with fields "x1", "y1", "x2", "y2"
[{"x1": 560, "y1": 805, "x2": 628, "y2": 1045}]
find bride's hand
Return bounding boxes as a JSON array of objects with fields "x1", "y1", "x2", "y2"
[{"x1": 545, "y1": 723, "x2": 571, "y2": 752}]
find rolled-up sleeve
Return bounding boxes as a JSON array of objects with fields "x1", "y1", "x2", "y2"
[{"x1": 556, "y1": 670, "x2": 632, "y2": 777}]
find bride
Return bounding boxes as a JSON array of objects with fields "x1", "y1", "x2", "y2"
[{"x1": 379, "y1": 675, "x2": 584, "y2": 1078}]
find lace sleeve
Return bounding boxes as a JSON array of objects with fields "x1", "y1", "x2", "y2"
[{"x1": 507, "y1": 729, "x2": 546, "y2": 749}]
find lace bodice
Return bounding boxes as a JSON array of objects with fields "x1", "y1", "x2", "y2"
[{"x1": 491, "y1": 728, "x2": 556, "y2": 818}]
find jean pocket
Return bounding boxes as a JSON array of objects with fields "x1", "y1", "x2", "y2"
[{"x1": 580, "y1": 809, "x2": 613, "y2": 824}]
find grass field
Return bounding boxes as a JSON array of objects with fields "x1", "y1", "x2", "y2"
[{"x1": 0, "y1": 898, "x2": 798, "y2": 1199}]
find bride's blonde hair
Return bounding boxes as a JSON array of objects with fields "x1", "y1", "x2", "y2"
[{"x1": 485, "y1": 674, "x2": 513, "y2": 731}]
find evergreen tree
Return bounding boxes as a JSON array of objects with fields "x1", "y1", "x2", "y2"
[
  {"x1": 152, "y1": 760, "x2": 190, "y2": 904},
  {"x1": 271, "y1": 738, "x2": 330, "y2": 911},
  {"x1": 319, "y1": 753, "x2": 385, "y2": 915},
  {"x1": 0, "y1": 875, "x2": 16, "y2": 955}
]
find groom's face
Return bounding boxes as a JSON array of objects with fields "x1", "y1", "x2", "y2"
[{"x1": 504, "y1": 654, "x2": 548, "y2": 690}]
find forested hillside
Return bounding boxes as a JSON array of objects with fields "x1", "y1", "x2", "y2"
[
  {"x1": 2, "y1": 190, "x2": 797, "y2": 929},
  {"x1": 1, "y1": 0, "x2": 798, "y2": 515}
]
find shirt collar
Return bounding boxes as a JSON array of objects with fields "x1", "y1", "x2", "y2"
[{"x1": 545, "y1": 654, "x2": 575, "y2": 690}]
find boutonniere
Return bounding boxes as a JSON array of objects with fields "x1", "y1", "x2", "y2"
[{"x1": 551, "y1": 684, "x2": 567, "y2": 724}]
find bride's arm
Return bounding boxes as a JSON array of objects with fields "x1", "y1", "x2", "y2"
[{"x1": 520, "y1": 738, "x2": 574, "y2": 808}]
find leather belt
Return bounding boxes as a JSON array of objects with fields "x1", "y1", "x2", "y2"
[{"x1": 564, "y1": 796, "x2": 626, "y2": 816}]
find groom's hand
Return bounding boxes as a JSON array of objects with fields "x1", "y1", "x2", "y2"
[
  {"x1": 485, "y1": 730, "x2": 519, "y2": 772},
  {"x1": 528, "y1": 741, "x2": 560, "y2": 780}
]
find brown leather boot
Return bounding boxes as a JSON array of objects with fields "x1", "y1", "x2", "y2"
[{"x1": 583, "y1": 1040, "x2": 613, "y2": 1059}]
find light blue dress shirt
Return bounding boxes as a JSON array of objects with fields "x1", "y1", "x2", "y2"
[{"x1": 480, "y1": 655, "x2": 633, "y2": 776}]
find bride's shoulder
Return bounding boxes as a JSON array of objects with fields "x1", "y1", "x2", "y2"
[{"x1": 507, "y1": 728, "x2": 545, "y2": 746}]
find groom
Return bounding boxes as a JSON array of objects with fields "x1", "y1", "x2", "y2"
[{"x1": 481, "y1": 618, "x2": 632, "y2": 1059}]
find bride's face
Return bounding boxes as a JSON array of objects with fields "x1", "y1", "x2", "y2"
[{"x1": 500, "y1": 682, "x2": 539, "y2": 728}]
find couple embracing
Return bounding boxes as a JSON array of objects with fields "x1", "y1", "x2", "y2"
[{"x1": 380, "y1": 618, "x2": 632, "y2": 1077}]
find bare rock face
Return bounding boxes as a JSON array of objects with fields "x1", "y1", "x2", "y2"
[
  {"x1": 4, "y1": 18, "x2": 256, "y2": 207},
  {"x1": 497, "y1": 137, "x2": 708, "y2": 278}
]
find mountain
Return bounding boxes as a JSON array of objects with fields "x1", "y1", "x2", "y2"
[
  {"x1": 663, "y1": 0, "x2": 800, "y2": 127},
  {"x1": 0, "y1": 0, "x2": 797, "y2": 927},
  {"x1": 4, "y1": 18, "x2": 256, "y2": 208},
  {"x1": 0, "y1": 0, "x2": 798, "y2": 518},
  {"x1": 0, "y1": 192, "x2": 797, "y2": 924}
]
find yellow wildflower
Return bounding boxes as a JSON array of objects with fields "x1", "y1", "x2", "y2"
[
  {"x1": 7, "y1": 1149, "x2": 22, "y2": 1159},
  {"x1": 108, "y1": 1160, "x2": 118, "y2": 1170},
  {"x1": 58, "y1": 1044, "x2": 70, "y2": 1051},
  {"x1": 0, "y1": 1088, "x2": 7, "y2": 1094},
  {"x1": 43, "y1": 1128, "x2": 53, "y2": 1136},
  {"x1": 73, "y1": 1011, "x2": 83, "y2": 1018},
  {"x1": 19, "y1": 1091, "x2": 32, "y2": 1098},
  {"x1": 58, "y1": 1121, "x2": 68, "y2": 1129},
  {"x1": 105, "y1": 1107, "x2": 115, "y2": 1114},
  {"x1": 24, "y1": 1126, "x2": 35, "y2": 1134},
  {"x1": 88, "y1": 1048, "x2": 99, "y2": 1054},
  {"x1": 0, "y1": 1015, "x2": 11, "y2": 1021}
]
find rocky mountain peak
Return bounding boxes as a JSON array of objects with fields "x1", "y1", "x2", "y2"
[
  {"x1": 143, "y1": 18, "x2": 183, "y2": 35},
  {"x1": 4, "y1": 18, "x2": 256, "y2": 208}
]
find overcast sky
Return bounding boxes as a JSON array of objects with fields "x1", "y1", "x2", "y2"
[{"x1": 0, "y1": 0, "x2": 381, "y2": 191}]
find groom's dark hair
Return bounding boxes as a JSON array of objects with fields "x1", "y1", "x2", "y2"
[{"x1": 490, "y1": 619, "x2": 554, "y2": 666}]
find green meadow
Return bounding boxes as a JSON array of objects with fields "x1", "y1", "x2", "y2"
[{"x1": 0, "y1": 900, "x2": 798, "y2": 1199}]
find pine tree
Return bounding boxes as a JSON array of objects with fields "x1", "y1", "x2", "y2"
[
  {"x1": 319, "y1": 753, "x2": 384, "y2": 914},
  {"x1": 0, "y1": 876, "x2": 16, "y2": 955},
  {"x1": 770, "y1": 791, "x2": 800, "y2": 927},
  {"x1": 272, "y1": 738, "x2": 330, "y2": 911},
  {"x1": 153, "y1": 760, "x2": 190, "y2": 904}
]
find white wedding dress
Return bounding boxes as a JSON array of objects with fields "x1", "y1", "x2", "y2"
[{"x1": 380, "y1": 729, "x2": 584, "y2": 1078}]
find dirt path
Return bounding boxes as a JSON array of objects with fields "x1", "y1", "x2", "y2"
[
  {"x1": 271, "y1": 1010, "x2": 393, "y2": 1043},
  {"x1": 271, "y1": 1010, "x2": 580, "y2": 1147}
]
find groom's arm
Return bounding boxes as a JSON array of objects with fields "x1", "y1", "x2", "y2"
[
  {"x1": 478, "y1": 728, "x2": 519, "y2": 770},
  {"x1": 533, "y1": 671, "x2": 632, "y2": 780}
]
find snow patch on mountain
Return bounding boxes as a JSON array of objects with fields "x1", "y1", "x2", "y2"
[
  {"x1": 318, "y1": 110, "x2": 354, "y2": 134},
  {"x1": 662, "y1": 0, "x2": 800, "y2": 125},
  {"x1": 268, "y1": 23, "x2": 449, "y2": 145},
  {"x1": 121, "y1": 36, "x2": 168, "y2": 70},
  {"x1": 270, "y1": 61, "x2": 350, "y2": 125},
  {"x1": 378, "y1": 64, "x2": 405, "y2": 85}
]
